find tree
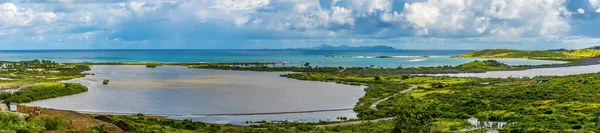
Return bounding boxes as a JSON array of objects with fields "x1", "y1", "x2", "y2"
[
  {"x1": 393, "y1": 96, "x2": 439, "y2": 133},
  {"x1": 304, "y1": 62, "x2": 311, "y2": 67}
]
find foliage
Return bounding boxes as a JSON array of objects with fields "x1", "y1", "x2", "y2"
[
  {"x1": 27, "y1": 115, "x2": 69, "y2": 130},
  {"x1": 6, "y1": 83, "x2": 88, "y2": 103},
  {"x1": 457, "y1": 60, "x2": 511, "y2": 70},
  {"x1": 103, "y1": 79, "x2": 109, "y2": 85},
  {"x1": 0, "y1": 112, "x2": 72, "y2": 132},
  {"x1": 392, "y1": 96, "x2": 439, "y2": 133}
]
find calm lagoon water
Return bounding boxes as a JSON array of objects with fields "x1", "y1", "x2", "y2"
[
  {"x1": 0, "y1": 50, "x2": 566, "y2": 67},
  {"x1": 26, "y1": 65, "x2": 365, "y2": 124}
]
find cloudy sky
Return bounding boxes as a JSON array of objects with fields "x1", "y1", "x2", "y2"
[{"x1": 1, "y1": 0, "x2": 600, "y2": 50}]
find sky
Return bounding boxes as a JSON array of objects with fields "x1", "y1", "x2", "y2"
[{"x1": 1, "y1": 0, "x2": 600, "y2": 50}]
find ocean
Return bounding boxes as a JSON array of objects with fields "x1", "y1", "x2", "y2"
[{"x1": 0, "y1": 49, "x2": 565, "y2": 67}]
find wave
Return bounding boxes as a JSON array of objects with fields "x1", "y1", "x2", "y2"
[{"x1": 409, "y1": 59, "x2": 428, "y2": 62}]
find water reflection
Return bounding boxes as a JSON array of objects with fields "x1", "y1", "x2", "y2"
[{"x1": 26, "y1": 65, "x2": 366, "y2": 124}]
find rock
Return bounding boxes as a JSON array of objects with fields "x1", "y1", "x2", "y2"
[
  {"x1": 115, "y1": 120, "x2": 134, "y2": 131},
  {"x1": 94, "y1": 115, "x2": 112, "y2": 123}
]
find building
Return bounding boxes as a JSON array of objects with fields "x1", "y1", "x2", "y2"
[
  {"x1": 9, "y1": 103, "x2": 17, "y2": 112},
  {"x1": 467, "y1": 117, "x2": 507, "y2": 128},
  {"x1": 536, "y1": 79, "x2": 550, "y2": 83}
]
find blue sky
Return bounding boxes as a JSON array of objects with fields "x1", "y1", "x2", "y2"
[{"x1": 1, "y1": 0, "x2": 600, "y2": 50}]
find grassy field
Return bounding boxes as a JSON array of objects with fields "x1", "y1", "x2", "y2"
[{"x1": 456, "y1": 47, "x2": 600, "y2": 60}]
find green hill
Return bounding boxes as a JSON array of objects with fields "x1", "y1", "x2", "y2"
[
  {"x1": 456, "y1": 47, "x2": 600, "y2": 59},
  {"x1": 457, "y1": 60, "x2": 511, "y2": 70}
]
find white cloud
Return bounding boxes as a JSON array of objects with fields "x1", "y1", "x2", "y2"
[
  {"x1": 0, "y1": 0, "x2": 590, "y2": 49},
  {"x1": 330, "y1": 6, "x2": 354, "y2": 26},
  {"x1": 591, "y1": 0, "x2": 600, "y2": 12},
  {"x1": 399, "y1": 0, "x2": 570, "y2": 38},
  {"x1": 577, "y1": 8, "x2": 585, "y2": 14}
]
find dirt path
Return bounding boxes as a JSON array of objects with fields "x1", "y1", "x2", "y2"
[
  {"x1": 369, "y1": 84, "x2": 417, "y2": 110},
  {"x1": 317, "y1": 117, "x2": 395, "y2": 127},
  {"x1": 0, "y1": 100, "x2": 7, "y2": 112},
  {"x1": 317, "y1": 84, "x2": 416, "y2": 128}
]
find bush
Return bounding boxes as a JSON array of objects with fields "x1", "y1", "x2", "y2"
[
  {"x1": 6, "y1": 83, "x2": 88, "y2": 103},
  {"x1": 103, "y1": 79, "x2": 109, "y2": 85}
]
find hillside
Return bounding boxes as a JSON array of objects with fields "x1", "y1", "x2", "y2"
[
  {"x1": 456, "y1": 47, "x2": 600, "y2": 59},
  {"x1": 456, "y1": 60, "x2": 511, "y2": 70}
]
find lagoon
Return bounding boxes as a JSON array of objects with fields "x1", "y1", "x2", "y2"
[{"x1": 25, "y1": 65, "x2": 366, "y2": 124}]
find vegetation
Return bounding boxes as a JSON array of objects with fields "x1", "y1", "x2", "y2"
[
  {"x1": 2, "y1": 83, "x2": 88, "y2": 103},
  {"x1": 5, "y1": 58, "x2": 600, "y2": 132},
  {"x1": 146, "y1": 63, "x2": 160, "y2": 68},
  {"x1": 456, "y1": 46, "x2": 600, "y2": 60},
  {"x1": 0, "y1": 112, "x2": 70, "y2": 132},
  {"x1": 100, "y1": 114, "x2": 396, "y2": 133},
  {"x1": 0, "y1": 59, "x2": 90, "y2": 88},
  {"x1": 103, "y1": 79, "x2": 110, "y2": 85}
]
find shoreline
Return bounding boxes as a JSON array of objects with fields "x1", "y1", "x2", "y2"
[{"x1": 64, "y1": 108, "x2": 355, "y2": 117}]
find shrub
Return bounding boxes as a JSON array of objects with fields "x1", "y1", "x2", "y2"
[{"x1": 6, "y1": 83, "x2": 88, "y2": 103}]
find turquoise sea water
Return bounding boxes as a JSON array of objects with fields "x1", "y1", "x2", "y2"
[{"x1": 0, "y1": 50, "x2": 565, "y2": 67}]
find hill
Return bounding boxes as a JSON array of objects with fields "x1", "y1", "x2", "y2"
[
  {"x1": 456, "y1": 46, "x2": 600, "y2": 59},
  {"x1": 456, "y1": 60, "x2": 511, "y2": 70}
]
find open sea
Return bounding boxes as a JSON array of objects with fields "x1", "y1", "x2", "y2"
[{"x1": 0, "y1": 49, "x2": 566, "y2": 67}]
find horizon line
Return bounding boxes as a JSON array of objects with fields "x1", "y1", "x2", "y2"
[{"x1": 0, "y1": 48, "x2": 476, "y2": 51}]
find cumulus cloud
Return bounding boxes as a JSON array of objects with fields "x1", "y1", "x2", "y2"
[
  {"x1": 578, "y1": 8, "x2": 585, "y2": 14},
  {"x1": 0, "y1": 0, "x2": 596, "y2": 49},
  {"x1": 591, "y1": 0, "x2": 600, "y2": 12}
]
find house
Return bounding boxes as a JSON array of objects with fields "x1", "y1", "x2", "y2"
[
  {"x1": 1, "y1": 89, "x2": 18, "y2": 94},
  {"x1": 480, "y1": 82, "x2": 491, "y2": 86},
  {"x1": 9, "y1": 103, "x2": 17, "y2": 112},
  {"x1": 467, "y1": 117, "x2": 507, "y2": 129},
  {"x1": 536, "y1": 79, "x2": 550, "y2": 83},
  {"x1": 45, "y1": 70, "x2": 60, "y2": 73}
]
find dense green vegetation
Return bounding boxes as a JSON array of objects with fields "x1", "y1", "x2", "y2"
[
  {"x1": 103, "y1": 79, "x2": 110, "y2": 85},
  {"x1": 0, "y1": 112, "x2": 70, "y2": 132},
  {"x1": 456, "y1": 46, "x2": 600, "y2": 60},
  {"x1": 99, "y1": 114, "x2": 396, "y2": 133},
  {"x1": 1, "y1": 83, "x2": 88, "y2": 103},
  {"x1": 401, "y1": 72, "x2": 600, "y2": 132},
  {"x1": 456, "y1": 60, "x2": 511, "y2": 70}
]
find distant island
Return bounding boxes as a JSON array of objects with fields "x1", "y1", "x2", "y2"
[{"x1": 290, "y1": 44, "x2": 399, "y2": 51}]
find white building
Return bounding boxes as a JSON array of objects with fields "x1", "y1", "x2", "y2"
[
  {"x1": 9, "y1": 103, "x2": 17, "y2": 112},
  {"x1": 467, "y1": 117, "x2": 507, "y2": 128}
]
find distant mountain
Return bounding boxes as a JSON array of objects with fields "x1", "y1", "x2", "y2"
[{"x1": 291, "y1": 44, "x2": 399, "y2": 51}]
